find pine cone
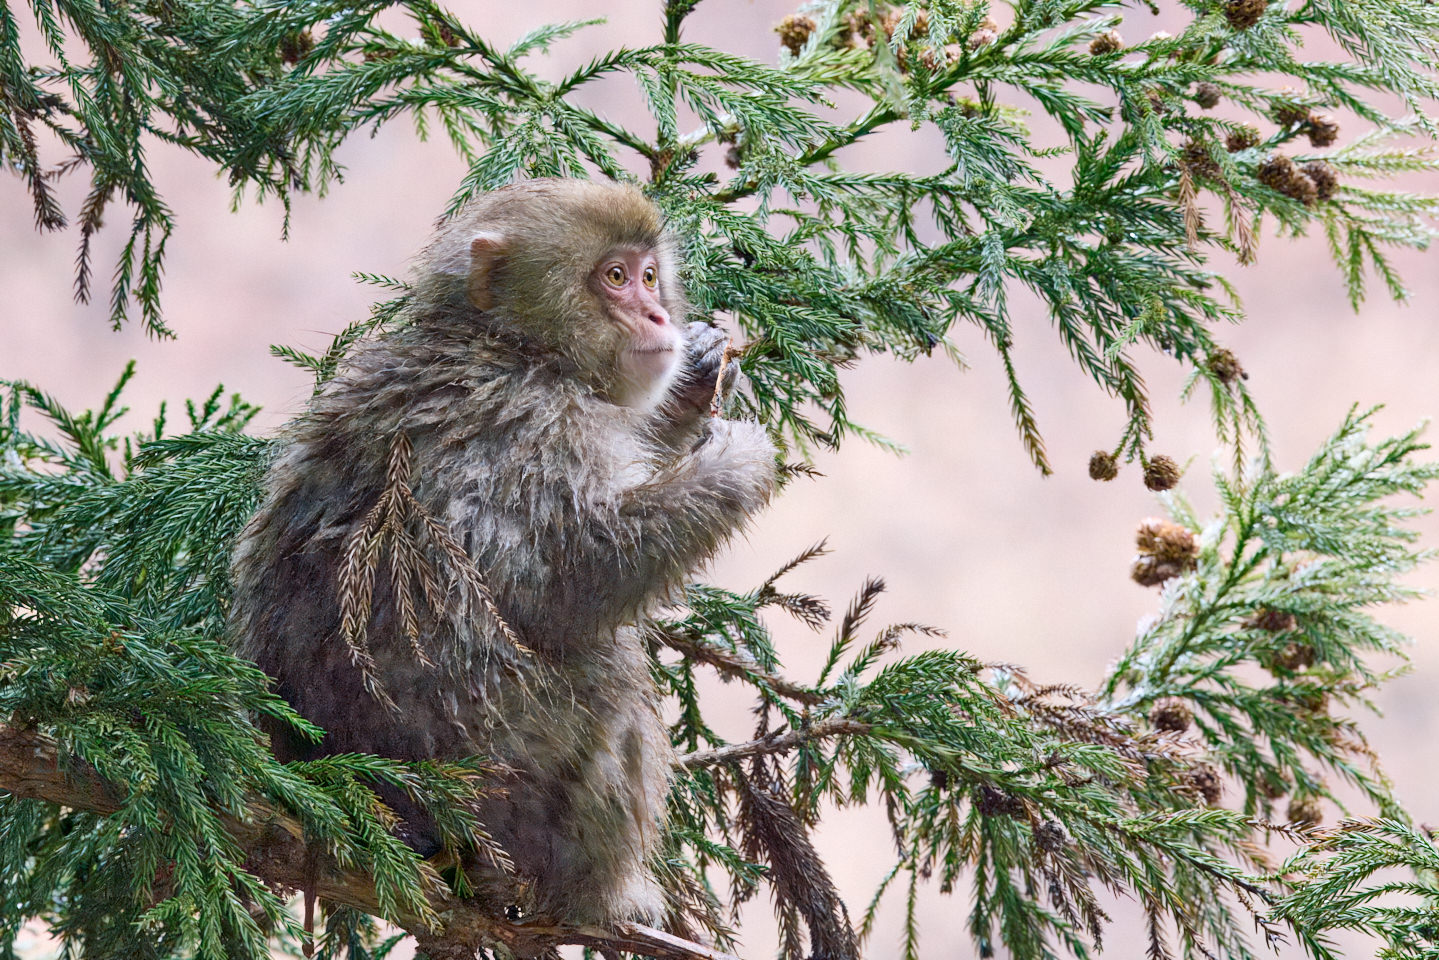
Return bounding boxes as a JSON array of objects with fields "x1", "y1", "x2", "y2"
[
  {"x1": 968, "y1": 17, "x2": 999, "y2": 48},
  {"x1": 1143, "y1": 455, "x2": 1182, "y2": 491},
  {"x1": 1272, "y1": 102, "x2": 1311, "y2": 127},
  {"x1": 1088, "y1": 450, "x2": 1119, "y2": 481},
  {"x1": 1306, "y1": 113, "x2": 1340, "y2": 148},
  {"x1": 1288, "y1": 169, "x2": 1319, "y2": 205},
  {"x1": 1149, "y1": 698, "x2": 1193, "y2": 734},
  {"x1": 974, "y1": 785, "x2": 1025, "y2": 818},
  {"x1": 776, "y1": 14, "x2": 816, "y2": 56},
  {"x1": 844, "y1": 10, "x2": 876, "y2": 47},
  {"x1": 1275, "y1": 641, "x2": 1317, "y2": 671},
  {"x1": 1207, "y1": 348, "x2": 1247, "y2": 384},
  {"x1": 1189, "y1": 765, "x2": 1223, "y2": 805},
  {"x1": 1287, "y1": 794, "x2": 1323, "y2": 827},
  {"x1": 1257, "y1": 155, "x2": 1318, "y2": 205},
  {"x1": 1224, "y1": 0, "x2": 1267, "y2": 31},
  {"x1": 1248, "y1": 607, "x2": 1298, "y2": 632},
  {"x1": 1131, "y1": 555, "x2": 1190, "y2": 587},
  {"x1": 1193, "y1": 82, "x2": 1221, "y2": 109},
  {"x1": 1135, "y1": 517, "x2": 1199, "y2": 564},
  {"x1": 278, "y1": 30, "x2": 314, "y2": 64},
  {"x1": 1035, "y1": 820, "x2": 1070, "y2": 852},
  {"x1": 1304, "y1": 160, "x2": 1338, "y2": 201},
  {"x1": 1089, "y1": 30, "x2": 1124, "y2": 55},
  {"x1": 1181, "y1": 139, "x2": 1221, "y2": 179},
  {"x1": 1225, "y1": 124, "x2": 1261, "y2": 152}
]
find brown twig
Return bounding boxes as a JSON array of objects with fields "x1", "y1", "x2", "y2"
[
  {"x1": 0, "y1": 724, "x2": 739, "y2": 960},
  {"x1": 656, "y1": 629, "x2": 824, "y2": 707},
  {"x1": 677, "y1": 718, "x2": 872, "y2": 769}
]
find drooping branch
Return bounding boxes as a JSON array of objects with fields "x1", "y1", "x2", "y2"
[
  {"x1": 0, "y1": 724, "x2": 738, "y2": 960},
  {"x1": 677, "y1": 717, "x2": 872, "y2": 769}
]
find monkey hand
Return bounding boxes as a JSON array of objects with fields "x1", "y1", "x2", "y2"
[{"x1": 672, "y1": 323, "x2": 743, "y2": 417}]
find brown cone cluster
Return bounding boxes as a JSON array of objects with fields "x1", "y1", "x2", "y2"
[
  {"x1": 1143, "y1": 455, "x2": 1182, "y2": 491},
  {"x1": 919, "y1": 44, "x2": 964, "y2": 72},
  {"x1": 823, "y1": 7, "x2": 994, "y2": 63},
  {"x1": 967, "y1": 17, "x2": 1000, "y2": 48},
  {"x1": 1180, "y1": 138, "x2": 1221, "y2": 180},
  {"x1": 1088, "y1": 450, "x2": 1119, "y2": 481},
  {"x1": 1273, "y1": 641, "x2": 1317, "y2": 671},
  {"x1": 1257, "y1": 154, "x2": 1318, "y2": 206},
  {"x1": 1247, "y1": 607, "x2": 1298, "y2": 633},
  {"x1": 1304, "y1": 160, "x2": 1338, "y2": 200},
  {"x1": 1259, "y1": 774, "x2": 1290, "y2": 801},
  {"x1": 840, "y1": 10, "x2": 877, "y2": 47},
  {"x1": 1224, "y1": 0, "x2": 1266, "y2": 31},
  {"x1": 975, "y1": 784, "x2": 1026, "y2": 819},
  {"x1": 1272, "y1": 101, "x2": 1310, "y2": 127},
  {"x1": 1131, "y1": 517, "x2": 1199, "y2": 587},
  {"x1": 1287, "y1": 794, "x2": 1323, "y2": 827},
  {"x1": 1306, "y1": 113, "x2": 1340, "y2": 147},
  {"x1": 1089, "y1": 30, "x2": 1124, "y2": 55},
  {"x1": 1207, "y1": 348, "x2": 1247, "y2": 384},
  {"x1": 776, "y1": 14, "x2": 816, "y2": 55},
  {"x1": 1225, "y1": 124, "x2": 1261, "y2": 152},
  {"x1": 279, "y1": 30, "x2": 314, "y2": 64},
  {"x1": 1149, "y1": 698, "x2": 1193, "y2": 734},
  {"x1": 1193, "y1": 82, "x2": 1221, "y2": 109},
  {"x1": 1035, "y1": 819, "x2": 1069, "y2": 852},
  {"x1": 1273, "y1": 104, "x2": 1341, "y2": 149},
  {"x1": 1189, "y1": 765, "x2": 1223, "y2": 805}
]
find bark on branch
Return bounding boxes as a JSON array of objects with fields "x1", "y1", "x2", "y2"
[
  {"x1": 656, "y1": 630, "x2": 824, "y2": 707},
  {"x1": 0, "y1": 723, "x2": 738, "y2": 960},
  {"x1": 677, "y1": 718, "x2": 873, "y2": 769}
]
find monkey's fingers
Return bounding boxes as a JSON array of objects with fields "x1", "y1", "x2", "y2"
[{"x1": 708, "y1": 337, "x2": 734, "y2": 418}]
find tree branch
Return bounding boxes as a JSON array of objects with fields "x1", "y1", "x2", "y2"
[
  {"x1": 677, "y1": 717, "x2": 872, "y2": 769},
  {"x1": 657, "y1": 630, "x2": 824, "y2": 707},
  {"x1": 0, "y1": 724, "x2": 739, "y2": 960}
]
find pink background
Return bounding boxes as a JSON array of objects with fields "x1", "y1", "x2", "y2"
[{"x1": 3, "y1": 2, "x2": 1436, "y2": 956}]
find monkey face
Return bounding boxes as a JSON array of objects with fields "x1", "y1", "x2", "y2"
[
  {"x1": 423, "y1": 179, "x2": 690, "y2": 410},
  {"x1": 592, "y1": 246, "x2": 683, "y2": 409}
]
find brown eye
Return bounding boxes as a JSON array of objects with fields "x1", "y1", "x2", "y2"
[
  {"x1": 605, "y1": 264, "x2": 627, "y2": 287},
  {"x1": 642, "y1": 266, "x2": 658, "y2": 289}
]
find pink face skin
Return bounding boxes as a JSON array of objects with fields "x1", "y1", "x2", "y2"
[{"x1": 595, "y1": 247, "x2": 683, "y2": 408}]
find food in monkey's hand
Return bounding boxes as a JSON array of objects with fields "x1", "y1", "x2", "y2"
[{"x1": 229, "y1": 178, "x2": 777, "y2": 923}]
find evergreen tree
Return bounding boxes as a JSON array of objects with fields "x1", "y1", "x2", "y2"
[{"x1": 3, "y1": 1, "x2": 1439, "y2": 958}]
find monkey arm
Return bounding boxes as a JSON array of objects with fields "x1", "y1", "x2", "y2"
[{"x1": 609, "y1": 418, "x2": 776, "y2": 605}]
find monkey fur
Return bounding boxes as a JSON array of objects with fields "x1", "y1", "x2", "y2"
[{"x1": 229, "y1": 179, "x2": 777, "y2": 924}]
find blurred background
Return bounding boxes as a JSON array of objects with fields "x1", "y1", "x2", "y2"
[{"x1": 3, "y1": 1, "x2": 1437, "y2": 956}]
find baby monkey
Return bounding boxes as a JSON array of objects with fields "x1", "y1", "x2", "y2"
[{"x1": 230, "y1": 179, "x2": 777, "y2": 923}]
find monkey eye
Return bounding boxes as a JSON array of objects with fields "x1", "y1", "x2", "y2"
[
  {"x1": 641, "y1": 265, "x2": 658, "y2": 289},
  {"x1": 604, "y1": 264, "x2": 627, "y2": 287}
]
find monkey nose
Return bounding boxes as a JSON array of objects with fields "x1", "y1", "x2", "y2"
[{"x1": 648, "y1": 307, "x2": 669, "y2": 326}]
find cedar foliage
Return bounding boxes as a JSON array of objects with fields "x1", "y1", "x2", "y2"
[{"x1": 3, "y1": 1, "x2": 1439, "y2": 958}]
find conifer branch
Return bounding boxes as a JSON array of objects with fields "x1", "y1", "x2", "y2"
[
  {"x1": 0, "y1": 724, "x2": 739, "y2": 960},
  {"x1": 658, "y1": 629, "x2": 825, "y2": 707},
  {"x1": 678, "y1": 717, "x2": 872, "y2": 769}
]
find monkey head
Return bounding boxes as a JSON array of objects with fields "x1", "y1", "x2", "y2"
[{"x1": 421, "y1": 179, "x2": 688, "y2": 411}]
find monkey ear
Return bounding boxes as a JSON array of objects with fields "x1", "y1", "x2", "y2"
[{"x1": 467, "y1": 232, "x2": 507, "y2": 312}]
